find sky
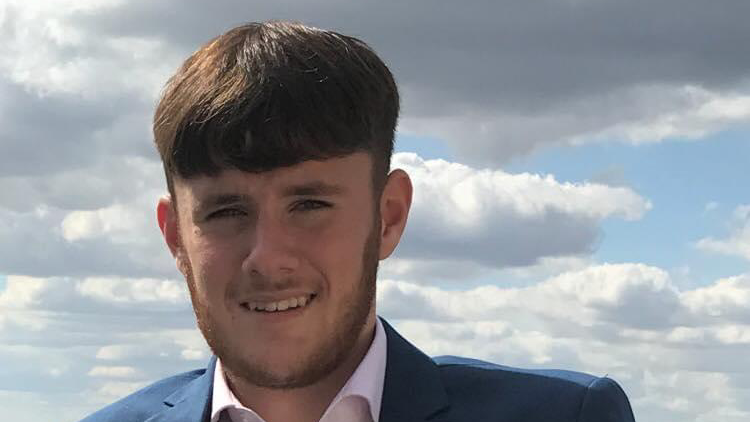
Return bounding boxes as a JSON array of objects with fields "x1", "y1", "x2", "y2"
[{"x1": 1, "y1": 1, "x2": 749, "y2": 421}]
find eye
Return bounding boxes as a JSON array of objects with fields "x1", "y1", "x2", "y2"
[
  {"x1": 292, "y1": 200, "x2": 331, "y2": 212},
  {"x1": 206, "y1": 208, "x2": 246, "y2": 220}
]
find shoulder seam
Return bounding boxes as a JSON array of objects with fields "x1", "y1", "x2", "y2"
[
  {"x1": 576, "y1": 376, "x2": 605, "y2": 422},
  {"x1": 438, "y1": 362, "x2": 601, "y2": 387},
  {"x1": 436, "y1": 362, "x2": 498, "y2": 369}
]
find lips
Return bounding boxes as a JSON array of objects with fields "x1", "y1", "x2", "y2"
[{"x1": 241, "y1": 293, "x2": 317, "y2": 313}]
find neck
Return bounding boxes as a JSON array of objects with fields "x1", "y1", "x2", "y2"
[{"x1": 225, "y1": 314, "x2": 377, "y2": 422}]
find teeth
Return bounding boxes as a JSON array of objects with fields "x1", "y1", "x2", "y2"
[
  {"x1": 277, "y1": 300, "x2": 289, "y2": 311},
  {"x1": 247, "y1": 294, "x2": 314, "y2": 313}
]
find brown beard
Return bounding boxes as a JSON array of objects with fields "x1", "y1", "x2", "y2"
[{"x1": 182, "y1": 213, "x2": 381, "y2": 390}]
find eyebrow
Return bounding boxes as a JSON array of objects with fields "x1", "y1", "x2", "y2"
[
  {"x1": 194, "y1": 182, "x2": 346, "y2": 210},
  {"x1": 194, "y1": 193, "x2": 251, "y2": 211},
  {"x1": 281, "y1": 181, "x2": 347, "y2": 197}
]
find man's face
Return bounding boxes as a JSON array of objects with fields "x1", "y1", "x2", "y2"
[{"x1": 165, "y1": 153, "x2": 383, "y2": 389}]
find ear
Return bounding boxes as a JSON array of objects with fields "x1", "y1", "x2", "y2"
[
  {"x1": 378, "y1": 169, "x2": 413, "y2": 260},
  {"x1": 157, "y1": 195, "x2": 188, "y2": 275}
]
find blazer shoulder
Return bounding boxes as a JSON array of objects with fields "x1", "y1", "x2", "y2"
[
  {"x1": 434, "y1": 355, "x2": 600, "y2": 385},
  {"x1": 77, "y1": 368, "x2": 207, "y2": 422},
  {"x1": 432, "y1": 355, "x2": 635, "y2": 422},
  {"x1": 578, "y1": 376, "x2": 636, "y2": 422}
]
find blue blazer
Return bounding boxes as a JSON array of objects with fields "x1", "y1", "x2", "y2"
[{"x1": 79, "y1": 318, "x2": 635, "y2": 422}]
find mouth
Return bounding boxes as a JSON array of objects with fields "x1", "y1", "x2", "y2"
[{"x1": 240, "y1": 293, "x2": 317, "y2": 314}]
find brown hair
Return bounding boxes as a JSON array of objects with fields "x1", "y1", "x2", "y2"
[{"x1": 153, "y1": 21, "x2": 399, "y2": 199}]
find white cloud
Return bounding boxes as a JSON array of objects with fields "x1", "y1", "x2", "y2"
[
  {"x1": 96, "y1": 381, "x2": 148, "y2": 403},
  {"x1": 621, "y1": 324, "x2": 750, "y2": 347},
  {"x1": 0, "y1": 275, "x2": 189, "y2": 313},
  {"x1": 538, "y1": 263, "x2": 681, "y2": 328},
  {"x1": 61, "y1": 204, "x2": 144, "y2": 242},
  {"x1": 376, "y1": 267, "x2": 750, "y2": 421},
  {"x1": 76, "y1": 277, "x2": 188, "y2": 304},
  {"x1": 705, "y1": 202, "x2": 720, "y2": 212},
  {"x1": 0, "y1": 152, "x2": 650, "y2": 279},
  {"x1": 87, "y1": 366, "x2": 138, "y2": 378},
  {"x1": 380, "y1": 255, "x2": 593, "y2": 288},
  {"x1": 695, "y1": 205, "x2": 750, "y2": 261},
  {"x1": 378, "y1": 263, "x2": 681, "y2": 330},
  {"x1": 0, "y1": 184, "x2": 176, "y2": 279},
  {"x1": 1, "y1": 2, "x2": 748, "y2": 421},
  {"x1": 2, "y1": 261, "x2": 750, "y2": 422},
  {"x1": 681, "y1": 274, "x2": 750, "y2": 322},
  {"x1": 1, "y1": 0, "x2": 169, "y2": 101},
  {"x1": 638, "y1": 370, "x2": 750, "y2": 422},
  {"x1": 714, "y1": 325, "x2": 750, "y2": 345},
  {"x1": 0, "y1": 391, "x2": 91, "y2": 422},
  {"x1": 95, "y1": 345, "x2": 134, "y2": 361},
  {"x1": 0, "y1": 275, "x2": 49, "y2": 309},
  {"x1": 574, "y1": 86, "x2": 750, "y2": 145},
  {"x1": 181, "y1": 349, "x2": 207, "y2": 361},
  {"x1": 393, "y1": 153, "x2": 651, "y2": 268},
  {"x1": 401, "y1": 84, "x2": 750, "y2": 165},
  {"x1": 398, "y1": 153, "x2": 649, "y2": 221}
]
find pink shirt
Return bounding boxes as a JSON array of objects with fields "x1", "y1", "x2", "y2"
[{"x1": 210, "y1": 318, "x2": 388, "y2": 422}]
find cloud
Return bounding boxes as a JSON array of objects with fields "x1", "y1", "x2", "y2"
[
  {"x1": 376, "y1": 266, "x2": 750, "y2": 421},
  {"x1": 0, "y1": 273, "x2": 208, "y2": 416},
  {"x1": 378, "y1": 263, "x2": 682, "y2": 330},
  {"x1": 0, "y1": 275, "x2": 191, "y2": 318},
  {"x1": 394, "y1": 153, "x2": 650, "y2": 268},
  {"x1": 705, "y1": 202, "x2": 720, "y2": 213},
  {"x1": 61, "y1": 204, "x2": 147, "y2": 243},
  {"x1": 0, "y1": 390, "x2": 93, "y2": 422},
  {"x1": 379, "y1": 255, "x2": 593, "y2": 287},
  {"x1": 0, "y1": 152, "x2": 649, "y2": 280},
  {"x1": 76, "y1": 277, "x2": 188, "y2": 305},
  {"x1": 695, "y1": 205, "x2": 750, "y2": 261},
  {"x1": 400, "y1": 85, "x2": 750, "y2": 166},
  {"x1": 2, "y1": 0, "x2": 749, "y2": 177},
  {"x1": 1, "y1": 2, "x2": 748, "y2": 421},
  {"x1": 87, "y1": 366, "x2": 139, "y2": 378},
  {"x1": 0, "y1": 167, "x2": 176, "y2": 279},
  {"x1": 590, "y1": 88, "x2": 750, "y2": 144},
  {"x1": 681, "y1": 274, "x2": 750, "y2": 322},
  {"x1": 3, "y1": 261, "x2": 750, "y2": 421},
  {"x1": 92, "y1": 330, "x2": 207, "y2": 363},
  {"x1": 95, "y1": 381, "x2": 149, "y2": 403}
]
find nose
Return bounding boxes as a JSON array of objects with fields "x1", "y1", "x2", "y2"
[{"x1": 242, "y1": 212, "x2": 300, "y2": 279}]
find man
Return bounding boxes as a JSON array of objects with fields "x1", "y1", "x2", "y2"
[{"x1": 80, "y1": 20, "x2": 635, "y2": 422}]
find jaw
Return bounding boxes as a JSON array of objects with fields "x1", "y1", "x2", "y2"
[{"x1": 211, "y1": 293, "x2": 377, "y2": 391}]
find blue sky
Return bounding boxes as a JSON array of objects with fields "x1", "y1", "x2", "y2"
[
  {"x1": 2, "y1": 1, "x2": 750, "y2": 422},
  {"x1": 507, "y1": 129, "x2": 750, "y2": 286}
]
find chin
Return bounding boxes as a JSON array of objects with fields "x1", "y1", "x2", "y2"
[{"x1": 232, "y1": 352, "x2": 331, "y2": 390}]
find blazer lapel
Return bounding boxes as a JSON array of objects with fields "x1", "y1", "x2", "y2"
[
  {"x1": 378, "y1": 318, "x2": 451, "y2": 422},
  {"x1": 143, "y1": 321, "x2": 451, "y2": 422},
  {"x1": 145, "y1": 356, "x2": 216, "y2": 422}
]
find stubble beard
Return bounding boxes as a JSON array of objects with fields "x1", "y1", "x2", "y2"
[{"x1": 183, "y1": 216, "x2": 381, "y2": 390}]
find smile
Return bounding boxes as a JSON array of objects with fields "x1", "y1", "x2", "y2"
[{"x1": 241, "y1": 293, "x2": 317, "y2": 313}]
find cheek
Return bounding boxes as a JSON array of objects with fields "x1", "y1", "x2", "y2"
[
  {"x1": 313, "y1": 219, "x2": 372, "y2": 286},
  {"x1": 185, "y1": 240, "x2": 245, "y2": 301}
]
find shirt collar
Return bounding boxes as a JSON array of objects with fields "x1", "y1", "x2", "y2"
[
  {"x1": 211, "y1": 357, "x2": 261, "y2": 422},
  {"x1": 211, "y1": 317, "x2": 388, "y2": 422}
]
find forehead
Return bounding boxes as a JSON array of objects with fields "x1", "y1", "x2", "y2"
[{"x1": 172, "y1": 152, "x2": 373, "y2": 201}]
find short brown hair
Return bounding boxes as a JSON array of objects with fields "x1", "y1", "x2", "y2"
[{"x1": 153, "y1": 21, "x2": 399, "y2": 198}]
